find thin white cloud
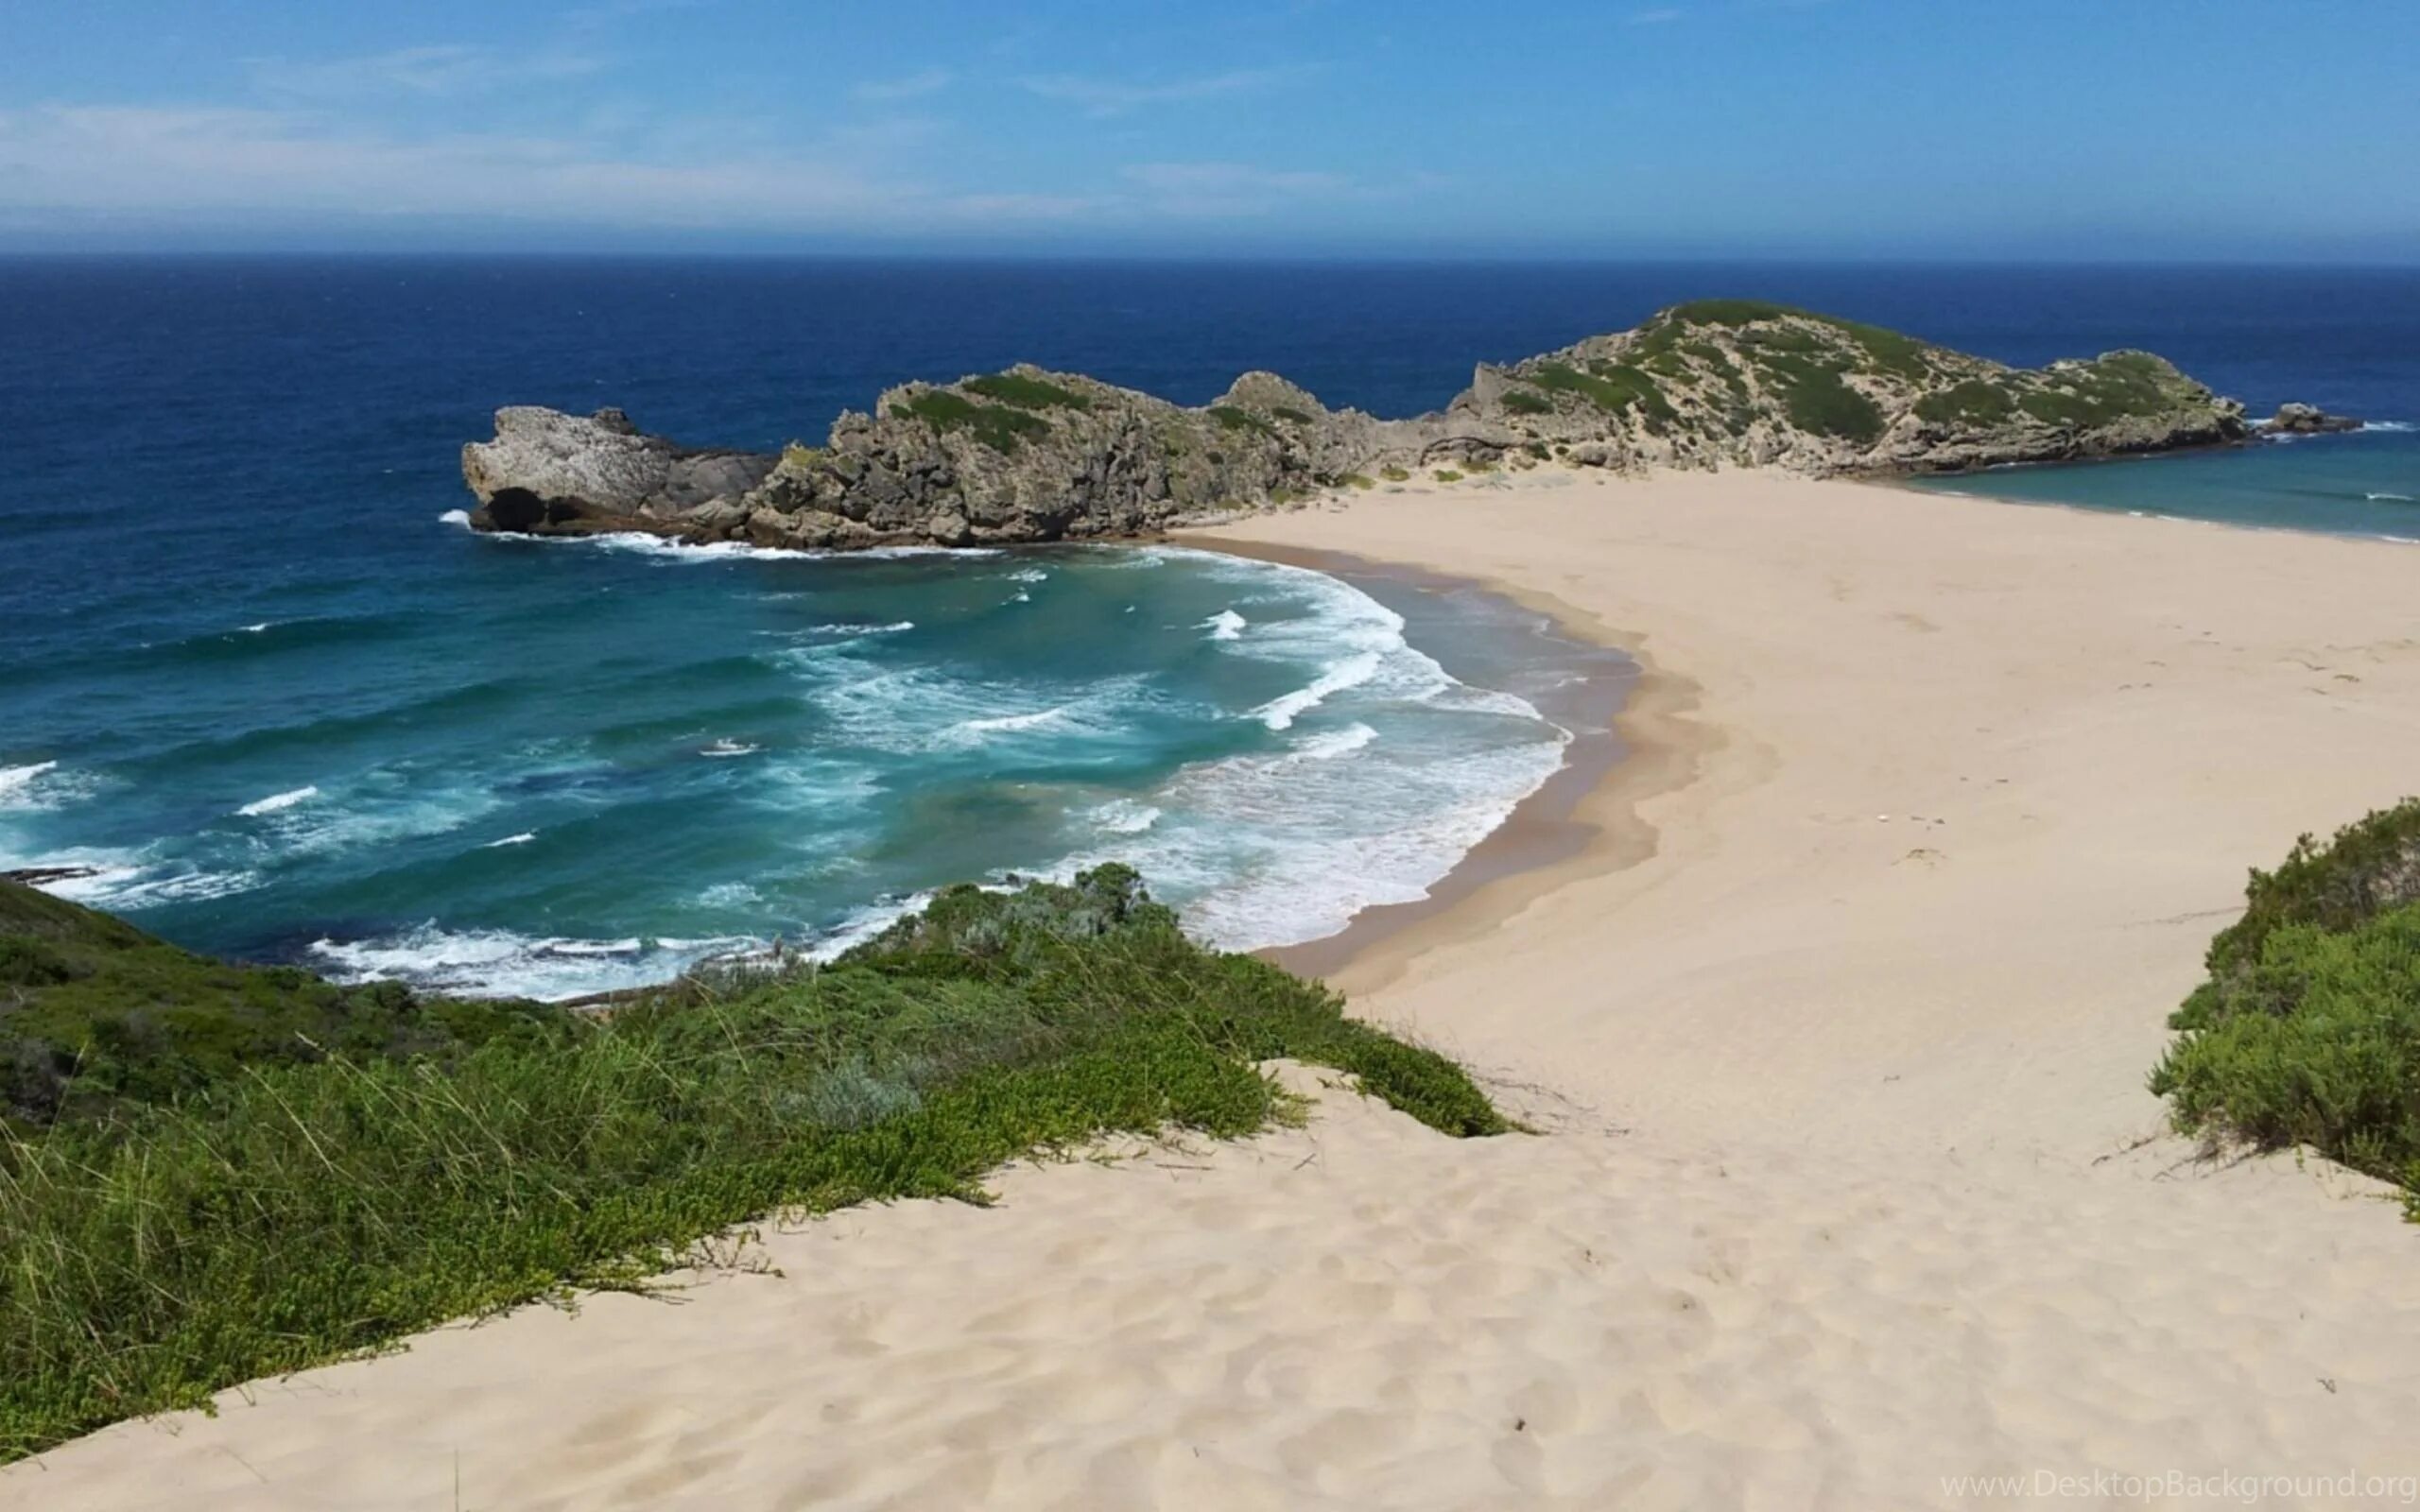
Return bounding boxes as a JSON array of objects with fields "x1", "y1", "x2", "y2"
[
  {"x1": 850, "y1": 68, "x2": 953, "y2": 103},
  {"x1": 247, "y1": 44, "x2": 604, "y2": 100},
  {"x1": 1121, "y1": 161, "x2": 1349, "y2": 217},
  {"x1": 1018, "y1": 67, "x2": 1302, "y2": 117},
  {"x1": 0, "y1": 105, "x2": 913, "y2": 227},
  {"x1": 1627, "y1": 8, "x2": 1685, "y2": 23}
]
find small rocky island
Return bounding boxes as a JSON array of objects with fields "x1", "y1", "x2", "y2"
[{"x1": 461, "y1": 300, "x2": 2284, "y2": 551}]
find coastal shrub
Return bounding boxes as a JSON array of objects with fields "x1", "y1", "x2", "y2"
[
  {"x1": 1914, "y1": 379, "x2": 2016, "y2": 426},
  {"x1": 1340, "y1": 473, "x2": 1376, "y2": 490},
  {"x1": 2151, "y1": 802, "x2": 2420, "y2": 1218},
  {"x1": 1271, "y1": 404, "x2": 1315, "y2": 425},
  {"x1": 1210, "y1": 404, "x2": 1276, "y2": 438},
  {"x1": 890, "y1": 390, "x2": 1050, "y2": 453},
  {"x1": 1530, "y1": 361, "x2": 1670, "y2": 422},
  {"x1": 779, "y1": 439, "x2": 827, "y2": 468},
  {"x1": 1432, "y1": 469, "x2": 1465, "y2": 483},
  {"x1": 1662, "y1": 299, "x2": 1798, "y2": 327},
  {"x1": 2199, "y1": 800, "x2": 2420, "y2": 984},
  {"x1": 0, "y1": 868, "x2": 1503, "y2": 1459},
  {"x1": 963, "y1": 371, "x2": 1094, "y2": 413},
  {"x1": 0, "y1": 881, "x2": 566, "y2": 1133},
  {"x1": 1499, "y1": 387, "x2": 1554, "y2": 417},
  {"x1": 1381, "y1": 465, "x2": 1410, "y2": 482},
  {"x1": 1755, "y1": 353, "x2": 1886, "y2": 445}
]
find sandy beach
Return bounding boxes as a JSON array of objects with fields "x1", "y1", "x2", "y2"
[{"x1": 10, "y1": 468, "x2": 2420, "y2": 1510}]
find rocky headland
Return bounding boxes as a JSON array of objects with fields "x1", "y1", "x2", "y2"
[{"x1": 460, "y1": 300, "x2": 2294, "y2": 550}]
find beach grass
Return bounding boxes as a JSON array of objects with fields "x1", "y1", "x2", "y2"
[
  {"x1": 2151, "y1": 800, "x2": 2420, "y2": 1216},
  {"x1": 0, "y1": 868, "x2": 1502, "y2": 1461}
]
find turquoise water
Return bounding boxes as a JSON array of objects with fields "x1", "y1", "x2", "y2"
[
  {"x1": 0, "y1": 533, "x2": 1590, "y2": 997},
  {"x1": 1908, "y1": 427, "x2": 2420, "y2": 538}
]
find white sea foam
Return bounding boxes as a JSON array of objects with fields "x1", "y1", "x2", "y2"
[
  {"x1": 763, "y1": 620, "x2": 915, "y2": 638},
  {"x1": 2366, "y1": 492, "x2": 2415, "y2": 503},
  {"x1": 310, "y1": 924, "x2": 760, "y2": 1000},
  {"x1": 1006, "y1": 566, "x2": 1050, "y2": 584},
  {"x1": 1202, "y1": 609, "x2": 1247, "y2": 642},
  {"x1": 439, "y1": 508, "x2": 472, "y2": 528},
  {"x1": 237, "y1": 622, "x2": 271, "y2": 634},
  {"x1": 1088, "y1": 799, "x2": 1163, "y2": 834},
  {"x1": 700, "y1": 739, "x2": 762, "y2": 757},
  {"x1": 694, "y1": 881, "x2": 763, "y2": 909},
  {"x1": 1042, "y1": 722, "x2": 1568, "y2": 953},
  {"x1": 2362, "y1": 421, "x2": 2414, "y2": 434},
  {"x1": 238, "y1": 784, "x2": 320, "y2": 816},
  {"x1": 27, "y1": 851, "x2": 263, "y2": 909},
  {"x1": 482, "y1": 832, "x2": 538, "y2": 849},
  {"x1": 1291, "y1": 723, "x2": 1379, "y2": 762},
  {"x1": 0, "y1": 762, "x2": 62, "y2": 810},
  {"x1": 245, "y1": 775, "x2": 497, "y2": 858},
  {"x1": 1252, "y1": 651, "x2": 1384, "y2": 730},
  {"x1": 945, "y1": 705, "x2": 1080, "y2": 740}
]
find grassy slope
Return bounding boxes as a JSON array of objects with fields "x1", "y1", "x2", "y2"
[
  {"x1": 2151, "y1": 802, "x2": 2420, "y2": 1215},
  {"x1": 0, "y1": 881, "x2": 563, "y2": 1131},
  {"x1": 0, "y1": 867, "x2": 1503, "y2": 1460}
]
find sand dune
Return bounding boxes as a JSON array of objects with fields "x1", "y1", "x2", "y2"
[{"x1": 10, "y1": 471, "x2": 2420, "y2": 1509}]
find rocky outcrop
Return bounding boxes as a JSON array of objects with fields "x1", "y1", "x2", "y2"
[
  {"x1": 460, "y1": 406, "x2": 777, "y2": 536},
  {"x1": 460, "y1": 301, "x2": 2270, "y2": 549},
  {"x1": 2256, "y1": 402, "x2": 2363, "y2": 436},
  {"x1": 1439, "y1": 301, "x2": 2250, "y2": 475}
]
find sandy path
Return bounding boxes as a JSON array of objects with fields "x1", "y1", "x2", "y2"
[{"x1": 9, "y1": 472, "x2": 2420, "y2": 1510}]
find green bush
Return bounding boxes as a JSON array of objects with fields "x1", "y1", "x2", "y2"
[
  {"x1": 0, "y1": 868, "x2": 1503, "y2": 1459},
  {"x1": 1913, "y1": 379, "x2": 2016, "y2": 426},
  {"x1": 2151, "y1": 801, "x2": 2420, "y2": 1218},
  {"x1": 890, "y1": 390, "x2": 1050, "y2": 453},
  {"x1": 1499, "y1": 388, "x2": 1554, "y2": 417},
  {"x1": 2201, "y1": 800, "x2": 2420, "y2": 984},
  {"x1": 1210, "y1": 404, "x2": 1275, "y2": 437},
  {"x1": 963, "y1": 371, "x2": 1094, "y2": 412},
  {"x1": 1530, "y1": 362, "x2": 1671, "y2": 422}
]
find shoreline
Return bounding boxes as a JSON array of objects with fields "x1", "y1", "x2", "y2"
[{"x1": 1183, "y1": 530, "x2": 1703, "y2": 996}]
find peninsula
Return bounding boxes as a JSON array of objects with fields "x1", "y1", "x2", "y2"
[{"x1": 459, "y1": 300, "x2": 2259, "y2": 549}]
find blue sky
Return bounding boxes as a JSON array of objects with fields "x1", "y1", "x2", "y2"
[{"x1": 0, "y1": 0, "x2": 2411, "y2": 258}]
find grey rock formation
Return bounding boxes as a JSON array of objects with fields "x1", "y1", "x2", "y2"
[
  {"x1": 460, "y1": 406, "x2": 777, "y2": 536},
  {"x1": 2256, "y1": 402, "x2": 2363, "y2": 436},
  {"x1": 461, "y1": 302, "x2": 2261, "y2": 550}
]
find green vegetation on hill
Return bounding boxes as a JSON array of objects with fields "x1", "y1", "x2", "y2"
[
  {"x1": 2151, "y1": 802, "x2": 2420, "y2": 1218},
  {"x1": 1209, "y1": 404, "x2": 1276, "y2": 437},
  {"x1": 0, "y1": 882, "x2": 562, "y2": 1134},
  {"x1": 962, "y1": 371, "x2": 1094, "y2": 413},
  {"x1": 890, "y1": 389, "x2": 1051, "y2": 453},
  {"x1": 0, "y1": 869, "x2": 1502, "y2": 1460},
  {"x1": 1530, "y1": 361, "x2": 1673, "y2": 423}
]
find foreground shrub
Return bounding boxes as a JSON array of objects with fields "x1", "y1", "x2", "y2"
[
  {"x1": 0, "y1": 867, "x2": 1501, "y2": 1459},
  {"x1": 2151, "y1": 803, "x2": 2420, "y2": 1218}
]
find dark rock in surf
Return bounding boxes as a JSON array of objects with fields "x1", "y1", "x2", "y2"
[{"x1": 2256, "y1": 402, "x2": 2363, "y2": 436}]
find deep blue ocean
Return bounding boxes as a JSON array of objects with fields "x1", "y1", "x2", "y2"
[{"x1": 3, "y1": 259, "x2": 2414, "y2": 995}]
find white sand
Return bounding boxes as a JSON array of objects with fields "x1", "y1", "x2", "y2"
[{"x1": 11, "y1": 471, "x2": 2420, "y2": 1510}]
